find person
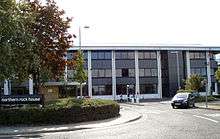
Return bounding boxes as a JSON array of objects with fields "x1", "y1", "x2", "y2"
[{"x1": 120, "y1": 93, "x2": 123, "y2": 102}]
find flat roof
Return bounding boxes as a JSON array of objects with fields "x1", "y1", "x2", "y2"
[{"x1": 69, "y1": 45, "x2": 220, "y2": 51}]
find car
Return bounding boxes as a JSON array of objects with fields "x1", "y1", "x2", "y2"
[{"x1": 171, "y1": 93, "x2": 195, "y2": 109}]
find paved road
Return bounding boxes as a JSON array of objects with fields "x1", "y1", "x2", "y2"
[{"x1": 2, "y1": 102, "x2": 220, "y2": 139}]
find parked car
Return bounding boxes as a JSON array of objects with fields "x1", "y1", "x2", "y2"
[{"x1": 171, "y1": 93, "x2": 195, "y2": 108}]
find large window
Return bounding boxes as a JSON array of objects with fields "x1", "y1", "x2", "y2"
[
  {"x1": 115, "y1": 51, "x2": 135, "y2": 59},
  {"x1": 92, "y1": 85, "x2": 112, "y2": 95},
  {"x1": 91, "y1": 51, "x2": 112, "y2": 60},
  {"x1": 191, "y1": 68, "x2": 206, "y2": 76},
  {"x1": 116, "y1": 84, "x2": 135, "y2": 95},
  {"x1": 139, "y1": 69, "x2": 158, "y2": 77},
  {"x1": 190, "y1": 52, "x2": 206, "y2": 59},
  {"x1": 116, "y1": 69, "x2": 135, "y2": 77},
  {"x1": 140, "y1": 84, "x2": 157, "y2": 94},
  {"x1": 92, "y1": 69, "x2": 112, "y2": 77},
  {"x1": 138, "y1": 51, "x2": 156, "y2": 59}
]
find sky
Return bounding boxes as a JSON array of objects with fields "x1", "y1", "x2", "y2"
[{"x1": 54, "y1": 0, "x2": 220, "y2": 46}]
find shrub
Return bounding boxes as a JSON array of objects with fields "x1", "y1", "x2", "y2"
[
  {"x1": 0, "y1": 98, "x2": 120, "y2": 126},
  {"x1": 195, "y1": 96, "x2": 218, "y2": 103}
]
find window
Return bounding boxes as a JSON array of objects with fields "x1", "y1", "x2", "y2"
[
  {"x1": 115, "y1": 51, "x2": 135, "y2": 59},
  {"x1": 139, "y1": 69, "x2": 145, "y2": 77},
  {"x1": 122, "y1": 69, "x2": 129, "y2": 77},
  {"x1": 140, "y1": 84, "x2": 157, "y2": 94},
  {"x1": 92, "y1": 85, "x2": 112, "y2": 95},
  {"x1": 129, "y1": 69, "x2": 135, "y2": 77},
  {"x1": 139, "y1": 69, "x2": 158, "y2": 77},
  {"x1": 138, "y1": 51, "x2": 157, "y2": 59},
  {"x1": 128, "y1": 52, "x2": 135, "y2": 59},
  {"x1": 92, "y1": 51, "x2": 112, "y2": 59},
  {"x1": 191, "y1": 68, "x2": 206, "y2": 76},
  {"x1": 98, "y1": 52, "x2": 105, "y2": 59},
  {"x1": 145, "y1": 69, "x2": 151, "y2": 76},
  {"x1": 190, "y1": 52, "x2": 206, "y2": 59},
  {"x1": 92, "y1": 70, "x2": 99, "y2": 77},
  {"x1": 151, "y1": 69, "x2": 158, "y2": 76},
  {"x1": 138, "y1": 52, "x2": 144, "y2": 59},
  {"x1": 105, "y1": 69, "x2": 112, "y2": 77},
  {"x1": 92, "y1": 52, "x2": 98, "y2": 59},
  {"x1": 92, "y1": 69, "x2": 112, "y2": 77},
  {"x1": 116, "y1": 69, "x2": 122, "y2": 77}
]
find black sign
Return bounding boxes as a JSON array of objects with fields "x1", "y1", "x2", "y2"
[{"x1": 0, "y1": 95, "x2": 44, "y2": 105}]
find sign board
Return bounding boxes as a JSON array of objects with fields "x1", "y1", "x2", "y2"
[{"x1": 0, "y1": 95, "x2": 44, "y2": 105}]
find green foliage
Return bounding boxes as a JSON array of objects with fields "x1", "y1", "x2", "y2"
[
  {"x1": 215, "y1": 68, "x2": 220, "y2": 83},
  {"x1": 177, "y1": 89, "x2": 193, "y2": 93},
  {"x1": 73, "y1": 50, "x2": 87, "y2": 84},
  {"x1": 195, "y1": 96, "x2": 218, "y2": 103},
  {"x1": 0, "y1": 98, "x2": 120, "y2": 125},
  {"x1": 185, "y1": 74, "x2": 204, "y2": 92}
]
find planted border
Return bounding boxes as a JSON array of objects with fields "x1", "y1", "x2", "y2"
[{"x1": 0, "y1": 99, "x2": 120, "y2": 126}]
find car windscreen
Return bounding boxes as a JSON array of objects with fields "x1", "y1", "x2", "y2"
[{"x1": 174, "y1": 94, "x2": 188, "y2": 99}]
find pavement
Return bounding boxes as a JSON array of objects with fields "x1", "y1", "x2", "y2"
[
  {"x1": 0, "y1": 105, "x2": 142, "y2": 136},
  {"x1": 196, "y1": 100, "x2": 220, "y2": 110}
]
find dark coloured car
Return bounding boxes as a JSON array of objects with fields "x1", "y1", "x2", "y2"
[{"x1": 171, "y1": 93, "x2": 195, "y2": 108}]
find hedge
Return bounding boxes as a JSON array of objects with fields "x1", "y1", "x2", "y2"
[{"x1": 0, "y1": 98, "x2": 120, "y2": 126}]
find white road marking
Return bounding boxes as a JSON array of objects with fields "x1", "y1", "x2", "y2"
[
  {"x1": 193, "y1": 115, "x2": 219, "y2": 123},
  {"x1": 204, "y1": 113, "x2": 220, "y2": 117}
]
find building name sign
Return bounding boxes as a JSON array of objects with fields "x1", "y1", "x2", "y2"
[{"x1": 0, "y1": 95, "x2": 43, "y2": 104}]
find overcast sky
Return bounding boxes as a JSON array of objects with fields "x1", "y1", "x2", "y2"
[{"x1": 55, "y1": 0, "x2": 220, "y2": 46}]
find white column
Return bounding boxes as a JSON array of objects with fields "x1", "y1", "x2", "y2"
[
  {"x1": 186, "y1": 51, "x2": 191, "y2": 78},
  {"x1": 112, "y1": 50, "x2": 116, "y2": 100},
  {"x1": 157, "y1": 51, "x2": 162, "y2": 99},
  {"x1": 88, "y1": 50, "x2": 92, "y2": 97},
  {"x1": 135, "y1": 50, "x2": 140, "y2": 101},
  {"x1": 4, "y1": 80, "x2": 9, "y2": 95},
  {"x1": 64, "y1": 55, "x2": 68, "y2": 82},
  {"x1": 29, "y1": 75, "x2": 34, "y2": 95},
  {"x1": 215, "y1": 82, "x2": 218, "y2": 95},
  {"x1": 206, "y1": 51, "x2": 211, "y2": 95}
]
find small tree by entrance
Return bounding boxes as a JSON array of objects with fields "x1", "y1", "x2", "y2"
[
  {"x1": 185, "y1": 74, "x2": 204, "y2": 93},
  {"x1": 73, "y1": 50, "x2": 87, "y2": 98},
  {"x1": 215, "y1": 68, "x2": 220, "y2": 83}
]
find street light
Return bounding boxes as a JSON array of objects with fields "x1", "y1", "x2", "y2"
[
  {"x1": 79, "y1": 26, "x2": 90, "y2": 48},
  {"x1": 171, "y1": 51, "x2": 181, "y2": 89}
]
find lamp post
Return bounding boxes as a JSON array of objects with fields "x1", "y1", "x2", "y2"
[
  {"x1": 79, "y1": 26, "x2": 90, "y2": 48},
  {"x1": 171, "y1": 51, "x2": 181, "y2": 89}
]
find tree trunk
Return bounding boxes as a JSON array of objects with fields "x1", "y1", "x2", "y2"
[{"x1": 80, "y1": 83, "x2": 83, "y2": 98}]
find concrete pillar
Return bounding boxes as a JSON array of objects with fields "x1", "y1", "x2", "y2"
[
  {"x1": 215, "y1": 82, "x2": 218, "y2": 95},
  {"x1": 186, "y1": 51, "x2": 191, "y2": 78},
  {"x1": 4, "y1": 80, "x2": 9, "y2": 95},
  {"x1": 135, "y1": 50, "x2": 140, "y2": 101},
  {"x1": 29, "y1": 75, "x2": 34, "y2": 95},
  {"x1": 64, "y1": 54, "x2": 68, "y2": 82},
  {"x1": 112, "y1": 50, "x2": 116, "y2": 100},
  {"x1": 206, "y1": 51, "x2": 211, "y2": 95},
  {"x1": 88, "y1": 50, "x2": 92, "y2": 97},
  {"x1": 157, "y1": 51, "x2": 162, "y2": 99}
]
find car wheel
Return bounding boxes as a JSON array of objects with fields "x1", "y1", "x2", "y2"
[{"x1": 172, "y1": 105, "x2": 175, "y2": 109}]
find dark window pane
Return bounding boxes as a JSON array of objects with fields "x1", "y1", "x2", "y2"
[
  {"x1": 98, "y1": 52, "x2": 105, "y2": 59},
  {"x1": 91, "y1": 52, "x2": 98, "y2": 59},
  {"x1": 128, "y1": 52, "x2": 135, "y2": 59},
  {"x1": 105, "y1": 52, "x2": 112, "y2": 59},
  {"x1": 115, "y1": 52, "x2": 121, "y2": 59},
  {"x1": 122, "y1": 69, "x2": 129, "y2": 77},
  {"x1": 144, "y1": 52, "x2": 150, "y2": 59},
  {"x1": 150, "y1": 52, "x2": 157, "y2": 59},
  {"x1": 138, "y1": 52, "x2": 144, "y2": 59}
]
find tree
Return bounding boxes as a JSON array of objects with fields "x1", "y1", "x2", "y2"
[
  {"x1": 185, "y1": 74, "x2": 204, "y2": 92},
  {"x1": 0, "y1": 0, "x2": 36, "y2": 83},
  {"x1": 73, "y1": 50, "x2": 87, "y2": 98},
  {"x1": 215, "y1": 68, "x2": 220, "y2": 83},
  {"x1": 24, "y1": 0, "x2": 73, "y2": 93}
]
